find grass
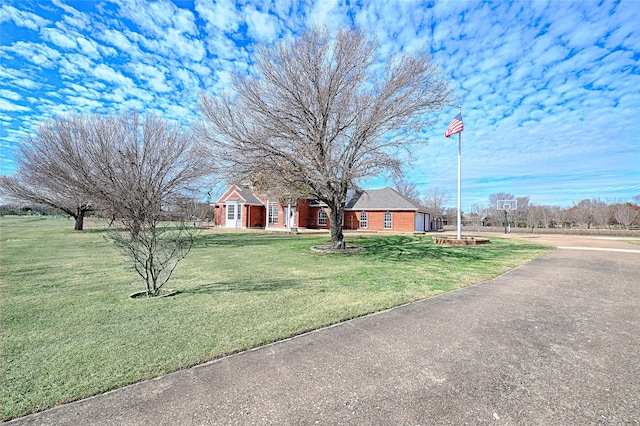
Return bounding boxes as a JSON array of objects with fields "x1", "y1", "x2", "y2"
[{"x1": 0, "y1": 216, "x2": 551, "y2": 421}]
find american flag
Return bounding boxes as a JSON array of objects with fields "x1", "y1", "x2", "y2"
[{"x1": 445, "y1": 113, "x2": 464, "y2": 138}]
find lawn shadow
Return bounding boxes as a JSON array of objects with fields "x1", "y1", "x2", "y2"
[
  {"x1": 192, "y1": 232, "x2": 323, "y2": 248},
  {"x1": 183, "y1": 277, "x2": 304, "y2": 294},
  {"x1": 354, "y1": 235, "x2": 547, "y2": 262}
]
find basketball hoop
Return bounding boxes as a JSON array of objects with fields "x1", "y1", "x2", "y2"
[{"x1": 497, "y1": 200, "x2": 517, "y2": 234}]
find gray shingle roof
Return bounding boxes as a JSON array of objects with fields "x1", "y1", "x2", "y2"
[
  {"x1": 345, "y1": 187, "x2": 426, "y2": 211},
  {"x1": 224, "y1": 185, "x2": 264, "y2": 205}
]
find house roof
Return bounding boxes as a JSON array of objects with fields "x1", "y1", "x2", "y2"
[
  {"x1": 345, "y1": 187, "x2": 427, "y2": 212},
  {"x1": 218, "y1": 185, "x2": 265, "y2": 206}
]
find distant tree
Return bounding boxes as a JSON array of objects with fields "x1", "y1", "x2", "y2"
[
  {"x1": 590, "y1": 198, "x2": 611, "y2": 229},
  {"x1": 514, "y1": 196, "x2": 530, "y2": 227},
  {"x1": 196, "y1": 25, "x2": 454, "y2": 249},
  {"x1": 526, "y1": 204, "x2": 545, "y2": 231},
  {"x1": 487, "y1": 192, "x2": 515, "y2": 226},
  {"x1": 445, "y1": 207, "x2": 458, "y2": 226},
  {"x1": 549, "y1": 206, "x2": 567, "y2": 228},
  {"x1": 393, "y1": 179, "x2": 421, "y2": 205},
  {"x1": 572, "y1": 199, "x2": 593, "y2": 228},
  {"x1": 0, "y1": 120, "x2": 96, "y2": 230},
  {"x1": 423, "y1": 187, "x2": 449, "y2": 219},
  {"x1": 612, "y1": 202, "x2": 638, "y2": 230}
]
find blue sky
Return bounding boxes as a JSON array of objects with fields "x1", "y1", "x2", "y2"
[{"x1": 1, "y1": 0, "x2": 639, "y2": 208}]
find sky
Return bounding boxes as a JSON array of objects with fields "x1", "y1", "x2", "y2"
[{"x1": 1, "y1": 0, "x2": 639, "y2": 209}]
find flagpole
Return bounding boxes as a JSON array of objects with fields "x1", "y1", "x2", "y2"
[{"x1": 456, "y1": 106, "x2": 462, "y2": 240}]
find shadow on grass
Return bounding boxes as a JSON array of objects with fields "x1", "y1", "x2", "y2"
[
  {"x1": 183, "y1": 277, "x2": 304, "y2": 294},
  {"x1": 353, "y1": 235, "x2": 547, "y2": 262},
  {"x1": 192, "y1": 232, "x2": 321, "y2": 248}
]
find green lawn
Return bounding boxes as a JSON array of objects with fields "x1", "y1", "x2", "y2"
[{"x1": 0, "y1": 216, "x2": 551, "y2": 421}]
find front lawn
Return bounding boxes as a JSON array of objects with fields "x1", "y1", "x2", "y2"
[{"x1": 0, "y1": 216, "x2": 550, "y2": 421}]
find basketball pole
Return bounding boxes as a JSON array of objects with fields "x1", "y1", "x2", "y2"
[{"x1": 456, "y1": 106, "x2": 462, "y2": 240}]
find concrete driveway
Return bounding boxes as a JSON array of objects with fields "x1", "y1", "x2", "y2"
[{"x1": 8, "y1": 235, "x2": 640, "y2": 425}]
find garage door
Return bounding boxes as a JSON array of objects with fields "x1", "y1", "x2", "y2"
[{"x1": 415, "y1": 213, "x2": 425, "y2": 232}]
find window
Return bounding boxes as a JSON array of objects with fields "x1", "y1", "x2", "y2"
[
  {"x1": 318, "y1": 209, "x2": 328, "y2": 226},
  {"x1": 268, "y1": 205, "x2": 279, "y2": 224},
  {"x1": 384, "y1": 211, "x2": 392, "y2": 229},
  {"x1": 359, "y1": 212, "x2": 368, "y2": 228},
  {"x1": 227, "y1": 205, "x2": 235, "y2": 221}
]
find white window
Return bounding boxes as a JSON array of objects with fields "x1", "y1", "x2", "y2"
[
  {"x1": 268, "y1": 205, "x2": 279, "y2": 224},
  {"x1": 227, "y1": 205, "x2": 235, "y2": 221},
  {"x1": 318, "y1": 209, "x2": 328, "y2": 226},
  {"x1": 384, "y1": 211, "x2": 392, "y2": 229},
  {"x1": 360, "y1": 212, "x2": 368, "y2": 228}
]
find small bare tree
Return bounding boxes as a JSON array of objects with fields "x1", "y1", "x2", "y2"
[
  {"x1": 196, "y1": 25, "x2": 454, "y2": 249},
  {"x1": 85, "y1": 113, "x2": 211, "y2": 296}
]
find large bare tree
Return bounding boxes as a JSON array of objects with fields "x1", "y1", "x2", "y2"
[
  {"x1": 0, "y1": 122, "x2": 96, "y2": 230},
  {"x1": 196, "y1": 26, "x2": 454, "y2": 248},
  {"x1": 2, "y1": 113, "x2": 211, "y2": 296}
]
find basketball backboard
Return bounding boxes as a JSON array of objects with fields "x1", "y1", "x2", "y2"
[{"x1": 497, "y1": 200, "x2": 517, "y2": 211}]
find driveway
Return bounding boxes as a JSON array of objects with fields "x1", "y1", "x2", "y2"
[{"x1": 8, "y1": 234, "x2": 640, "y2": 425}]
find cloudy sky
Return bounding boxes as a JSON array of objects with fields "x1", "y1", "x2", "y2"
[{"x1": 1, "y1": 0, "x2": 638, "y2": 208}]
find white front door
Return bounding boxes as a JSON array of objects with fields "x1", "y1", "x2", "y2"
[
  {"x1": 226, "y1": 202, "x2": 242, "y2": 228},
  {"x1": 284, "y1": 207, "x2": 296, "y2": 228}
]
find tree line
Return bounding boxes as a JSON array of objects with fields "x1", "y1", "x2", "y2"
[
  {"x1": 392, "y1": 184, "x2": 640, "y2": 231},
  {"x1": 461, "y1": 194, "x2": 640, "y2": 230}
]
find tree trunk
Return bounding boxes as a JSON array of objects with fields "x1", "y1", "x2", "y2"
[
  {"x1": 74, "y1": 208, "x2": 86, "y2": 231},
  {"x1": 329, "y1": 204, "x2": 345, "y2": 250}
]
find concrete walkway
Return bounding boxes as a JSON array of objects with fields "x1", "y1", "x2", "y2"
[{"x1": 8, "y1": 235, "x2": 640, "y2": 425}]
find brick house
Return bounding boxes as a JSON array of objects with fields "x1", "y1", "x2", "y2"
[{"x1": 214, "y1": 184, "x2": 437, "y2": 233}]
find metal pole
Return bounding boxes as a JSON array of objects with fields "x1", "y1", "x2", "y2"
[
  {"x1": 457, "y1": 107, "x2": 462, "y2": 240},
  {"x1": 504, "y1": 210, "x2": 508, "y2": 234}
]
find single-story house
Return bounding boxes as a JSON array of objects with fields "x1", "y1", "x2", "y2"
[{"x1": 214, "y1": 184, "x2": 439, "y2": 233}]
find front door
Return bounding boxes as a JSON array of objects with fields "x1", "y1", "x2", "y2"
[
  {"x1": 226, "y1": 202, "x2": 242, "y2": 228},
  {"x1": 284, "y1": 207, "x2": 296, "y2": 228}
]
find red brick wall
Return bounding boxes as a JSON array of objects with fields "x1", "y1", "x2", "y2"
[
  {"x1": 296, "y1": 199, "x2": 311, "y2": 228},
  {"x1": 215, "y1": 205, "x2": 225, "y2": 227},
  {"x1": 246, "y1": 205, "x2": 265, "y2": 228},
  {"x1": 307, "y1": 206, "x2": 330, "y2": 229},
  {"x1": 346, "y1": 211, "x2": 416, "y2": 232}
]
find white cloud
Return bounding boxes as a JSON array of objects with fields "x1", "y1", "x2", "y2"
[
  {"x1": 0, "y1": 89, "x2": 21, "y2": 101},
  {"x1": 130, "y1": 62, "x2": 172, "y2": 93},
  {"x1": 244, "y1": 5, "x2": 281, "y2": 42},
  {"x1": 93, "y1": 64, "x2": 135, "y2": 88},
  {"x1": 41, "y1": 27, "x2": 78, "y2": 50},
  {"x1": 1, "y1": 41, "x2": 63, "y2": 68},
  {"x1": 100, "y1": 29, "x2": 141, "y2": 56},
  {"x1": 0, "y1": 4, "x2": 50, "y2": 30},
  {"x1": 75, "y1": 36, "x2": 101, "y2": 58},
  {"x1": 195, "y1": 0, "x2": 240, "y2": 33},
  {"x1": 0, "y1": 99, "x2": 30, "y2": 112}
]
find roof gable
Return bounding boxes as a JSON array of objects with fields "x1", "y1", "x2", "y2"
[{"x1": 217, "y1": 185, "x2": 265, "y2": 206}]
